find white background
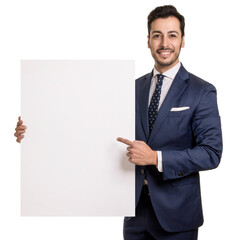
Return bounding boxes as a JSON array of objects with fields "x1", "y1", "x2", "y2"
[{"x1": 0, "y1": 0, "x2": 239, "y2": 239}]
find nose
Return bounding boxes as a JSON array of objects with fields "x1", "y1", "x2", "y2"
[{"x1": 160, "y1": 36, "x2": 169, "y2": 48}]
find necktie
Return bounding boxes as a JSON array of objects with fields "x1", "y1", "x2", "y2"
[{"x1": 148, "y1": 74, "x2": 164, "y2": 133}]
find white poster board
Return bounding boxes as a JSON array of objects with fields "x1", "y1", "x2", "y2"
[{"x1": 21, "y1": 60, "x2": 135, "y2": 216}]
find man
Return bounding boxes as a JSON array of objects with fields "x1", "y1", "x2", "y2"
[
  {"x1": 117, "y1": 5, "x2": 222, "y2": 240},
  {"x1": 15, "y1": 5, "x2": 222, "y2": 240}
]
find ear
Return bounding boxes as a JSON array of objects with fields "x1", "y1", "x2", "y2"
[
  {"x1": 147, "y1": 36, "x2": 150, "y2": 48},
  {"x1": 181, "y1": 36, "x2": 185, "y2": 48}
]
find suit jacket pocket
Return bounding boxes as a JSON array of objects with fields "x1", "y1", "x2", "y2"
[
  {"x1": 170, "y1": 173, "x2": 199, "y2": 186},
  {"x1": 167, "y1": 108, "x2": 191, "y2": 117}
]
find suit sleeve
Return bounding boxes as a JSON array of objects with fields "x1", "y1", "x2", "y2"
[{"x1": 162, "y1": 85, "x2": 223, "y2": 181}]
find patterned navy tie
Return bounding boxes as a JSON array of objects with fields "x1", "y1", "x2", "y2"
[{"x1": 148, "y1": 74, "x2": 164, "y2": 133}]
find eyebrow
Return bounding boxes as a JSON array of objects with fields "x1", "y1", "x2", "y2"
[{"x1": 152, "y1": 30, "x2": 179, "y2": 35}]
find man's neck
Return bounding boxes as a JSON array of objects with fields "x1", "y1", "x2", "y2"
[
  {"x1": 155, "y1": 60, "x2": 180, "y2": 74},
  {"x1": 154, "y1": 62, "x2": 181, "y2": 80}
]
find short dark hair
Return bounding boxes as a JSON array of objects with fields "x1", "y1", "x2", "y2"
[{"x1": 147, "y1": 5, "x2": 185, "y2": 37}]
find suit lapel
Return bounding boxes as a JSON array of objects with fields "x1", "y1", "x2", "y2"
[
  {"x1": 138, "y1": 72, "x2": 153, "y2": 140},
  {"x1": 148, "y1": 65, "x2": 189, "y2": 145}
]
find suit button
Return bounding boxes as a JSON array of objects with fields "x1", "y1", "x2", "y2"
[
  {"x1": 141, "y1": 169, "x2": 145, "y2": 175},
  {"x1": 178, "y1": 172, "x2": 184, "y2": 177}
]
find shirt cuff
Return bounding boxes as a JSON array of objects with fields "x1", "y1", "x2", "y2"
[{"x1": 157, "y1": 151, "x2": 163, "y2": 172}]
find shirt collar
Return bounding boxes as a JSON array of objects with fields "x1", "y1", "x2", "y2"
[{"x1": 153, "y1": 62, "x2": 181, "y2": 80}]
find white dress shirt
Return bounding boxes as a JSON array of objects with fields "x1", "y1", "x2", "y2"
[{"x1": 148, "y1": 62, "x2": 181, "y2": 172}]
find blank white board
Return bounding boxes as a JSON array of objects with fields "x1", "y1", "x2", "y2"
[{"x1": 21, "y1": 60, "x2": 135, "y2": 216}]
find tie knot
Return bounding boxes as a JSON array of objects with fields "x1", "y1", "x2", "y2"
[
  {"x1": 157, "y1": 74, "x2": 164, "y2": 81},
  {"x1": 156, "y1": 74, "x2": 164, "y2": 86}
]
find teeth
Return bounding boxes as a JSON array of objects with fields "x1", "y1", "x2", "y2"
[{"x1": 160, "y1": 52, "x2": 171, "y2": 55}]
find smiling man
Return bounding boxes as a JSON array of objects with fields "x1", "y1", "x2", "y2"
[{"x1": 117, "y1": 5, "x2": 222, "y2": 240}]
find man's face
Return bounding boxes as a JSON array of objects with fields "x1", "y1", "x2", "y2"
[{"x1": 148, "y1": 16, "x2": 185, "y2": 73}]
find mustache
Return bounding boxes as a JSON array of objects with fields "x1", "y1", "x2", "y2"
[{"x1": 157, "y1": 48, "x2": 173, "y2": 52}]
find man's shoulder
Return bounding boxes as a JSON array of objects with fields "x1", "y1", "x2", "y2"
[
  {"x1": 178, "y1": 65, "x2": 216, "y2": 91},
  {"x1": 135, "y1": 72, "x2": 152, "y2": 82},
  {"x1": 187, "y1": 72, "x2": 216, "y2": 91}
]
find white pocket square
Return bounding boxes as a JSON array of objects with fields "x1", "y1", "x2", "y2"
[{"x1": 170, "y1": 106, "x2": 190, "y2": 112}]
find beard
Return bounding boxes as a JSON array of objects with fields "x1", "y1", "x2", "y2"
[
  {"x1": 150, "y1": 40, "x2": 183, "y2": 70},
  {"x1": 154, "y1": 47, "x2": 181, "y2": 68},
  {"x1": 155, "y1": 52, "x2": 180, "y2": 67}
]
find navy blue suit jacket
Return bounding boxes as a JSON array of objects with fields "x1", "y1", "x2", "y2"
[{"x1": 135, "y1": 64, "x2": 222, "y2": 232}]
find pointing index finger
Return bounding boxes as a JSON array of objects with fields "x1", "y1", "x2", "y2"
[{"x1": 117, "y1": 137, "x2": 133, "y2": 146}]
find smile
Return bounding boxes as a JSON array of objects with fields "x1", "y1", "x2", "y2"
[{"x1": 157, "y1": 50, "x2": 172, "y2": 57}]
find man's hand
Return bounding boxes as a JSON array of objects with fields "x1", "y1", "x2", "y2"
[
  {"x1": 117, "y1": 137, "x2": 158, "y2": 166},
  {"x1": 14, "y1": 116, "x2": 27, "y2": 143}
]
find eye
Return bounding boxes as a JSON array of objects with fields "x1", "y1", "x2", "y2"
[
  {"x1": 153, "y1": 34, "x2": 161, "y2": 39},
  {"x1": 169, "y1": 34, "x2": 177, "y2": 38}
]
